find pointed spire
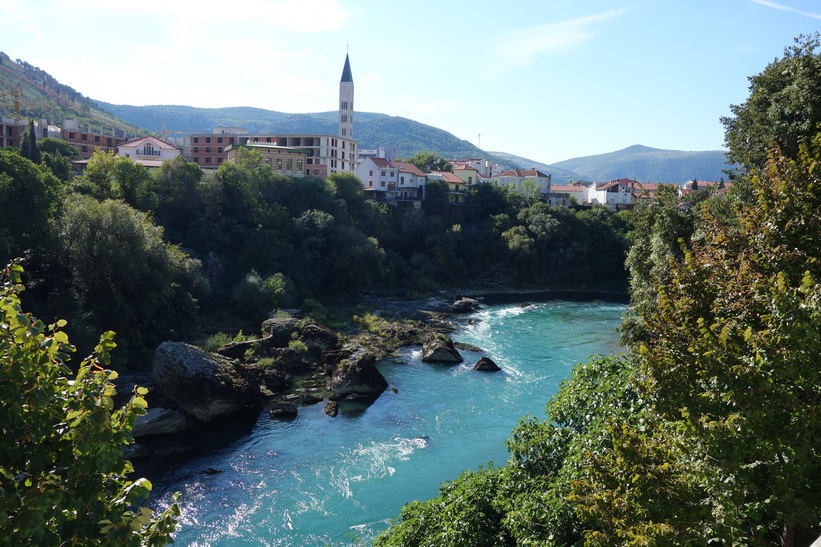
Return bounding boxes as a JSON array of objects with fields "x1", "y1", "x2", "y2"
[{"x1": 341, "y1": 53, "x2": 353, "y2": 83}]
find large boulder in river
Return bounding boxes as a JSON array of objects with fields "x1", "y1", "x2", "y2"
[
  {"x1": 421, "y1": 333, "x2": 463, "y2": 364},
  {"x1": 152, "y1": 342, "x2": 258, "y2": 423},
  {"x1": 473, "y1": 356, "x2": 501, "y2": 372},
  {"x1": 329, "y1": 350, "x2": 388, "y2": 399}
]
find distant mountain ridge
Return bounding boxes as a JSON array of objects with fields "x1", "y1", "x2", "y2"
[
  {"x1": 2, "y1": 50, "x2": 731, "y2": 184},
  {"x1": 551, "y1": 145, "x2": 732, "y2": 184}
]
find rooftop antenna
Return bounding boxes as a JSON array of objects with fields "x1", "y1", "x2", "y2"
[{"x1": 478, "y1": 133, "x2": 481, "y2": 149}]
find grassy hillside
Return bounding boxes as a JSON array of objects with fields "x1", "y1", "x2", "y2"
[
  {"x1": 550, "y1": 144, "x2": 733, "y2": 184},
  {"x1": 0, "y1": 52, "x2": 139, "y2": 136}
]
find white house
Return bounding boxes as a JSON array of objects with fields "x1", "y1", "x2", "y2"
[
  {"x1": 587, "y1": 178, "x2": 637, "y2": 210},
  {"x1": 355, "y1": 157, "x2": 426, "y2": 202},
  {"x1": 118, "y1": 136, "x2": 181, "y2": 168}
]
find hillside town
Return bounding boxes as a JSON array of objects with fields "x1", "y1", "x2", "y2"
[{"x1": 0, "y1": 54, "x2": 728, "y2": 211}]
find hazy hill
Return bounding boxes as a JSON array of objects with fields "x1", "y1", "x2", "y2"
[
  {"x1": 0, "y1": 52, "x2": 140, "y2": 135},
  {"x1": 550, "y1": 145, "x2": 732, "y2": 184}
]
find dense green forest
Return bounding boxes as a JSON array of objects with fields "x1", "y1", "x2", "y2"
[
  {"x1": 374, "y1": 34, "x2": 821, "y2": 547},
  {"x1": 1, "y1": 124, "x2": 631, "y2": 369}
]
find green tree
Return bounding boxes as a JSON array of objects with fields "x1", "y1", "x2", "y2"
[
  {"x1": 722, "y1": 33, "x2": 821, "y2": 172},
  {"x1": 0, "y1": 262, "x2": 180, "y2": 544},
  {"x1": 0, "y1": 148, "x2": 60, "y2": 263},
  {"x1": 75, "y1": 151, "x2": 156, "y2": 210},
  {"x1": 38, "y1": 137, "x2": 80, "y2": 160},
  {"x1": 18, "y1": 120, "x2": 41, "y2": 164},
  {"x1": 634, "y1": 138, "x2": 821, "y2": 545},
  {"x1": 620, "y1": 184, "x2": 696, "y2": 344},
  {"x1": 49, "y1": 195, "x2": 204, "y2": 367},
  {"x1": 402, "y1": 150, "x2": 452, "y2": 173}
]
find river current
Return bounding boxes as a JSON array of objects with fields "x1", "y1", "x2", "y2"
[{"x1": 151, "y1": 299, "x2": 626, "y2": 545}]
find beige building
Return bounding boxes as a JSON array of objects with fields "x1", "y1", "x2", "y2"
[
  {"x1": 225, "y1": 143, "x2": 311, "y2": 177},
  {"x1": 118, "y1": 136, "x2": 181, "y2": 168}
]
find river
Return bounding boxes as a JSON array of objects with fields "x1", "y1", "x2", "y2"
[{"x1": 151, "y1": 299, "x2": 626, "y2": 545}]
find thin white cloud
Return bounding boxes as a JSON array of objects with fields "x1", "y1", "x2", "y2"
[
  {"x1": 749, "y1": 0, "x2": 821, "y2": 20},
  {"x1": 491, "y1": 8, "x2": 630, "y2": 69}
]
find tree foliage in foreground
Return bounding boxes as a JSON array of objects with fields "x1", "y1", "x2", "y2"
[
  {"x1": 0, "y1": 263, "x2": 179, "y2": 545},
  {"x1": 376, "y1": 136, "x2": 821, "y2": 546}
]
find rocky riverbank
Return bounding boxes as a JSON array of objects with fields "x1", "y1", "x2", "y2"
[{"x1": 119, "y1": 295, "x2": 491, "y2": 466}]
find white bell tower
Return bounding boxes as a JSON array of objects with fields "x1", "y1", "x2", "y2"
[{"x1": 338, "y1": 53, "x2": 354, "y2": 139}]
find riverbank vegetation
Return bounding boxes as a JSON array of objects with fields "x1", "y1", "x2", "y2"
[{"x1": 1, "y1": 141, "x2": 630, "y2": 369}]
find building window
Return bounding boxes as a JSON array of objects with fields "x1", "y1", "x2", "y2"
[
  {"x1": 217, "y1": 137, "x2": 223, "y2": 143},
  {"x1": 69, "y1": 132, "x2": 75, "y2": 139},
  {"x1": 381, "y1": 180, "x2": 385, "y2": 187},
  {"x1": 217, "y1": 147, "x2": 223, "y2": 153},
  {"x1": 193, "y1": 137, "x2": 199, "y2": 143},
  {"x1": 287, "y1": 159, "x2": 293, "y2": 171},
  {"x1": 381, "y1": 171, "x2": 385, "y2": 176},
  {"x1": 276, "y1": 158, "x2": 282, "y2": 169},
  {"x1": 81, "y1": 134, "x2": 87, "y2": 140},
  {"x1": 94, "y1": 136, "x2": 100, "y2": 143},
  {"x1": 369, "y1": 170, "x2": 373, "y2": 176},
  {"x1": 369, "y1": 181, "x2": 373, "y2": 187},
  {"x1": 297, "y1": 159, "x2": 303, "y2": 171},
  {"x1": 341, "y1": 128, "x2": 346, "y2": 136},
  {"x1": 205, "y1": 137, "x2": 211, "y2": 143},
  {"x1": 193, "y1": 147, "x2": 199, "y2": 153},
  {"x1": 205, "y1": 157, "x2": 211, "y2": 164},
  {"x1": 143, "y1": 143, "x2": 154, "y2": 155}
]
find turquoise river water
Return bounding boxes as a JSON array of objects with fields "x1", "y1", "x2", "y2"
[{"x1": 151, "y1": 299, "x2": 626, "y2": 545}]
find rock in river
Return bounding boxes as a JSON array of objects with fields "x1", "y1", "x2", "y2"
[
  {"x1": 421, "y1": 333, "x2": 463, "y2": 364},
  {"x1": 473, "y1": 356, "x2": 501, "y2": 372},
  {"x1": 328, "y1": 350, "x2": 388, "y2": 399},
  {"x1": 152, "y1": 342, "x2": 258, "y2": 423}
]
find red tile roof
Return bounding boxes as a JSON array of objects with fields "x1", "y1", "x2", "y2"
[
  {"x1": 393, "y1": 161, "x2": 425, "y2": 176},
  {"x1": 369, "y1": 157, "x2": 394, "y2": 169},
  {"x1": 430, "y1": 171, "x2": 464, "y2": 184}
]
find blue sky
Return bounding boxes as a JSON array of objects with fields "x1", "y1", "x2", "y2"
[{"x1": 2, "y1": 0, "x2": 820, "y2": 164}]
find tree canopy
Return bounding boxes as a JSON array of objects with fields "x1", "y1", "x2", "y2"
[{"x1": 722, "y1": 32, "x2": 821, "y2": 172}]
